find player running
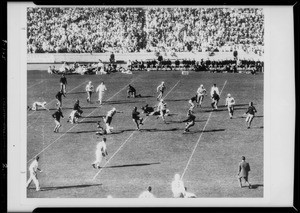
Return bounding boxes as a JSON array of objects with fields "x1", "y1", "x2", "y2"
[
  {"x1": 59, "y1": 73, "x2": 67, "y2": 95},
  {"x1": 28, "y1": 101, "x2": 49, "y2": 111},
  {"x1": 132, "y1": 106, "x2": 144, "y2": 131},
  {"x1": 96, "y1": 81, "x2": 107, "y2": 105},
  {"x1": 52, "y1": 108, "x2": 64, "y2": 133},
  {"x1": 182, "y1": 110, "x2": 196, "y2": 133},
  {"x1": 55, "y1": 90, "x2": 66, "y2": 109},
  {"x1": 244, "y1": 102, "x2": 257, "y2": 129},
  {"x1": 67, "y1": 100, "x2": 83, "y2": 124},
  {"x1": 156, "y1": 99, "x2": 168, "y2": 123},
  {"x1": 92, "y1": 137, "x2": 108, "y2": 169},
  {"x1": 210, "y1": 84, "x2": 220, "y2": 109},
  {"x1": 196, "y1": 84, "x2": 207, "y2": 107},
  {"x1": 225, "y1": 93, "x2": 236, "y2": 119},
  {"x1": 188, "y1": 96, "x2": 198, "y2": 113},
  {"x1": 156, "y1": 81, "x2": 166, "y2": 101},
  {"x1": 211, "y1": 90, "x2": 220, "y2": 110},
  {"x1": 104, "y1": 107, "x2": 123, "y2": 134},
  {"x1": 26, "y1": 156, "x2": 42, "y2": 191},
  {"x1": 85, "y1": 81, "x2": 94, "y2": 103}
]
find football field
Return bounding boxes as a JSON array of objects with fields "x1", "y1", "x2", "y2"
[{"x1": 27, "y1": 65, "x2": 264, "y2": 198}]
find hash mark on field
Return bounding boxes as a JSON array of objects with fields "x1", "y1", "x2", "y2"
[
  {"x1": 27, "y1": 80, "x2": 89, "y2": 117},
  {"x1": 92, "y1": 80, "x2": 181, "y2": 180},
  {"x1": 181, "y1": 80, "x2": 227, "y2": 180},
  {"x1": 27, "y1": 79, "x2": 137, "y2": 164}
]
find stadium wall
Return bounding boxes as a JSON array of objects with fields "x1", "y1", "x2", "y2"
[{"x1": 27, "y1": 51, "x2": 263, "y2": 64}]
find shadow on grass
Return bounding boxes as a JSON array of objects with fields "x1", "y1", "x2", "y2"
[
  {"x1": 80, "y1": 115, "x2": 105, "y2": 119},
  {"x1": 79, "y1": 121, "x2": 98, "y2": 124},
  {"x1": 67, "y1": 130, "x2": 96, "y2": 134},
  {"x1": 166, "y1": 98, "x2": 189, "y2": 102},
  {"x1": 67, "y1": 91, "x2": 86, "y2": 94},
  {"x1": 106, "y1": 162, "x2": 160, "y2": 169},
  {"x1": 105, "y1": 100, "x2": 144, "y2": 105},
  {"x1": 188, "y1": 129, "x2": 226, "y2": 134},
  {"x1": 142, "y1": 128, "x2": 180, "y2": 132},
  {"x1": 250, "y1": 184, "x2": 264, "y2": 189},
  {"x1": 39, "y1": 183, "x2": 103, "y2": 191}
]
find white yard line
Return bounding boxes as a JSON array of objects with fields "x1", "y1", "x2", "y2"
[
  {"x1": 27, "y1": 80, "x2": 89, "y2": 117},
  {"x1": 181, "y1": 80, "x2": 227, "y2": 180},
  {"x1": 27, "y1": 80, "x2": 44, "y2": 89},
  {"x1": 27, "y1": 79, "x2": 136, "y2": 163},
  {"x1": 92, "y1": 80, "x2": 181, "y2": 180}
]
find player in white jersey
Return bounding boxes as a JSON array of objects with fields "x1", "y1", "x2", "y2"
[
  {"x1": 225, "y1": 93, "x2": 236, "y2": 119},
  {"x1": 138, "y1": 186, "x2": 156, "y2": 198},
  {"x1": 85, "y1": 81, "x2": 94, "y2": 103},
  {"x1": 104, "y1": 107, "x2": 123, "y2": 134},
  {"x1": 26, "y1": 156, "x2": 42, "y2": 191},
  {"x1": 156, "y1": 81, "x2": 166, "y2": 101},
  {"x1": 196, "y1": 84, "x2": 207, "y2": 107},
  {"x1": 171, "y1": 173, "x2": 185, "y2": 198},
  {"x1": 92, "y1": 138, "x2": 108, "y2": 169},
  {"x1": 96, "y1": 81, "x2": 107, "y2": 105},
  {"x1": 29, "y1": 101, "x2": 49, "y2": 111},
  {"x1": 156, "y1": 99, "x2": 168, "y2": 123}
]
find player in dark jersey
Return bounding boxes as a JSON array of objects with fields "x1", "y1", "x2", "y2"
[
  {"x1": 132, "y1": 107, "x2": 144, "y2": 131},
  {"x1": 55, "y1": 90, "x2": 66, "y2": 109},
  {"x1": 211, "y1": 90, "x2": 220, "y2": 110},
  {"x1": 244, "y1": 102, "x2": 257, "y2": 129},
  {"x1": 52, "y1": 108, "x2": 64, "y2": 133},
  {"x1": 141, "y1": 104, "x2": 157, "y2": 116},
  {"x1": 182, "y1": 110, "x2": 196, "y2": 133},
  {"x1": 127, "y1": 84, "x2": 141, "y2": 98},
  {"x1": 188, "y1": 96, "x2": 198, "y2": 112},
  {"x1": 59, "y1": 74, "x2": 67, "y2": 95}
]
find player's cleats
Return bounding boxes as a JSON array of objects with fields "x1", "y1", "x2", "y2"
[{"x1": 92, "y1": 164, "x2": 96, "y2": 169}]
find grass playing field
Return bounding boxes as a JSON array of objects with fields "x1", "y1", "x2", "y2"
[{"x1": 27, "y1": 65, "x2": 264, "y2": 198}]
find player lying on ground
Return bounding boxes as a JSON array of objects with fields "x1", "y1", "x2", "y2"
[
  {"x1": 182, "y1": 110, "x2": 196, "y2": 133},
  {"x1": 141, "y1": 104, "x2": 158, "y2": 116},
  {"x1": 28, "y1": 101, "x2": 49, "y2": 111},
  {"x1": 132, "y1": 106, "x2": 144, "y2": 131}
]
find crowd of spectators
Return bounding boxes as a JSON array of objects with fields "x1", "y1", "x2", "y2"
[{"x1": 27, "y1": 7, "x2": 264, "y2": 55}]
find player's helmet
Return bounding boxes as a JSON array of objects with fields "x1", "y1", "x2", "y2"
[{"x1": 227, "y1": 93, "x2": 231, "y2": 97}]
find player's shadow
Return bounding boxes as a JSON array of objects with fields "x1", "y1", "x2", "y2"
[
  {"x1": 139, "y1": 95, "x2": 153, "y2": 98},
  {"x1": 82, "y1": 106, "x2": 101, "y2": 109},
  {"x1": 110, "y1": 129, "x2": 138, "y2": 134},
  {"x1": 81, "y1": 115, "x2": 105, "y2": 119},
  {"x1": 67, "y1": 91, "x2": 86, "y2": 94},
  {"x1": 142, "y1": 128, "x2": 180, "y2": 132},
  {"x1": 105, "y1": 100, "x2": 142, "y2": 105},
  {"x1": 79, "y1": 121, "x2": 98, "y2": 124},
  {"x1": 190, "y1": 129, "x2": 225, "y2": 134},
  {"x1": 166, "y1": 98, "x2": 189, "y2": 102},
  {"x1": 68, "y1": 130, "x2": 97, "y2": 134},
  {"x1": 234, "y1": 103, "x2": 250, "y2": 107},
  {"x1": 106, "y1": 162, "x2": 160, "y2": 169},
  {"x1": 250, "y1": 184, "x2": 263, "y2": 189},
  {"x1": 40, "y1": 183, "x2": 102, "y2": 191}
]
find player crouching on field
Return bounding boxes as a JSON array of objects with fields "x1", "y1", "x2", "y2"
[
  {"x1": 127, "y1": 84, "x2": 142, "y2": 98},
  {"x1": 67, "y1": 100, "x2": 83, "y2": 124},
  {"x1": 28, "y1": 101, "x2": 49, "y2": 111},
  {"x1": 182, "y1": 110, "x2": 196, "y2": 133},
  {"x1": 103, "y1": 107, "x2": 123, "y2": 134}
]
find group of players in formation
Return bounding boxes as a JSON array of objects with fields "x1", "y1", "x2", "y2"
[{"x1": 27, "y1": 71, "x2": 257, "y2": 196}]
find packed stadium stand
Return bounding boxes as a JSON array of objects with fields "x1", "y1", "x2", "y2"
[{"x1": 27, "y1": 7, "x2": 264, "y2": 55}]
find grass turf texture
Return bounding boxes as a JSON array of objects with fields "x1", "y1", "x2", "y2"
[{"x1": 27, "y1": 66, "x2": 263, "y2": 198}]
